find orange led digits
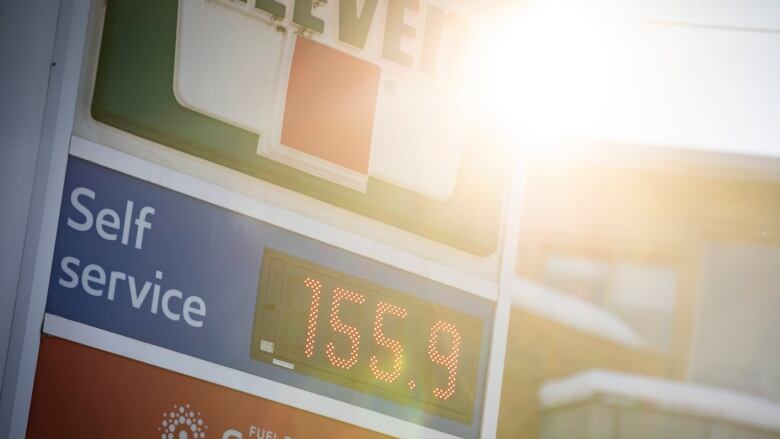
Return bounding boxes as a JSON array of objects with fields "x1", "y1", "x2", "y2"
[
  {"x1": 253, "y1": 250, "x2": 486, "y2": 423},
  {"x1": 325, "y1": 287, "x2": 366, "y2": 369},
  {"x1": 427, "y1": 320, "x2": 462, "y2": 400},
  {"x1": 369, "y1": 301, "x2": 408, "y2": 383},
  {"x1": 302, "y1": 277, "x2": 322, "y2": 358}
]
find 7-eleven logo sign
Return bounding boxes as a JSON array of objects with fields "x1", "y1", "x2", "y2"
[{"x1": 175, "y1": 0, "x2": 471, "y2": 200}]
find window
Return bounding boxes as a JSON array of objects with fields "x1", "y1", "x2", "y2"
[
  {"x1": 542, "y1": 254, "x2": 678, "y2": 353},
  {"x1": 691, "y1": 241, "x2": 780, "y2": 402}
]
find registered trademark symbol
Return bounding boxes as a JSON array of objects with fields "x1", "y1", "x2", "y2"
[{"x1": 384, "y1": 80, "x2": 396, "y2": 95}]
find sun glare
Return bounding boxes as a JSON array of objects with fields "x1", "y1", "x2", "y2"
[{"x1": 465, "y1": 3, "x2": 629, "y2": 147}]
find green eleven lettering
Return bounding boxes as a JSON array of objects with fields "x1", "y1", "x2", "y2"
[
  {"x1": 241, "y1": 0, "x2": 465, "y2": 75},
  {"x1": 243, "y1": 0, "x2": 286, "y2": 19},
  {"x1": 339, "y1": 0, "x2": 380, "y2": 49},
  {"x1": 383, "y1": 0, "x2": 418, "y2": 67},
  {"x1": 294, "y1": 0, "x2": 324, "y2": 33}
]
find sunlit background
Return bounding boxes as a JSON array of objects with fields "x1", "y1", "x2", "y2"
[
  {"x1": 462, "y1": 0, "x2": 780, "y2": 438},
  {"x1": 466, "y1": 0, "x2": 780, "y2": 157}
]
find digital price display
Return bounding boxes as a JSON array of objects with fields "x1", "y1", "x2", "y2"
[{"x1": 251, "y1": 250, "x2": 484, "y2": 424}]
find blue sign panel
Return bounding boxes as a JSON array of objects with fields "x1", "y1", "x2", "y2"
[{"x1": 46, "y1": 157, "x2": 494, "y2": 437}]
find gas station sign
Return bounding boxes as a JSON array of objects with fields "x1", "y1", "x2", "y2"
[{"x1": 9, "y1": 1, "x2": 514, "y2": 437}]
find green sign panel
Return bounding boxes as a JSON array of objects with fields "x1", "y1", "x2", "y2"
[{"x1": 91, "y1": 0, "x2": 509, "y2": 255}]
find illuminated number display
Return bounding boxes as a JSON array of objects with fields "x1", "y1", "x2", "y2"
[{"x1": 250, "y1": 250, "x2": 485, "y2": 424}]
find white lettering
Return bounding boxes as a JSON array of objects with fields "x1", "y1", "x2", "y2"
[
  {"x1": 162, "y1": 289, "x2": 183, "y2": 321},
  {"x1": 128, "y1": 276, "x2": 153, "y2": 308},
  {"x1": 151, "y1": 270, "x2": 163, "y2": 314},
  {"x1": 64, "y1": 187, "x2": 154, "y2": 250},
  {"x1": 57, "y1": 258, "x2": 206, "y2": 327},
  {"x1": 96, "y1": 208, "x2": 120, "y2": 241},
  {"x1": 81, "y1": 264, "x2": 106, "y2": 297},
  {"x1": 183, "y1": 295, "x2": 206, "y2": 328},
  {"x1": 134, "y1": 206, "x2": 155, "y2": 250},
  {"x1": 121, "y1": 200, "x2": 134, "y2": 246},
  {"x1": 107, "y1": 270, "x2": 126, "y2": 301},
  {"x1": 58, "y1": 256, "x2": 80, "y2": 288},
  {"x1": 67, "y1": 187, "x2": 95, "y2": 232}
]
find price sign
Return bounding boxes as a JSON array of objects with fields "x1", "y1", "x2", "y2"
[
  {"x1": 251, "y1": 250, "x2": 482, "y2": 424},
  {"x1": 42, "y1": 156, "x2": 493, "y2": 436}
]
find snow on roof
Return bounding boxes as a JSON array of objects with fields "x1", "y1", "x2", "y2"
[
  {"x1": 539, "y1": 369, "x2": 780, "y2": 433},
  {"x1": 511, "y1": 277, "x2": 644, "y2": 348}
]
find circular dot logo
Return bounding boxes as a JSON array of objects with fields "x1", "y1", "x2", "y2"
[{"x1": 158, "y1": 404, "x2": 208, "y2": 439}]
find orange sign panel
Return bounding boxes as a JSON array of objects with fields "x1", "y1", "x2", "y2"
[
  {"x1": 27, "y1": 337, "x2": 391, "y2": 439},
  {"x1": 281, "y1": 37, "x2": 381, "y2": 175}
]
